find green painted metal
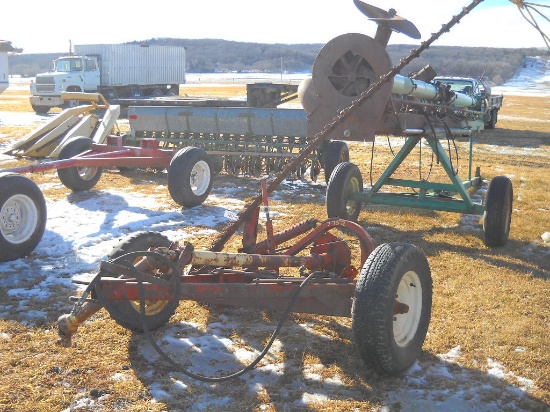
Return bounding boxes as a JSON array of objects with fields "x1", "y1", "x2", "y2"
[{"x1": 354, "y1": 134, "x2": 485, "y2": 215}]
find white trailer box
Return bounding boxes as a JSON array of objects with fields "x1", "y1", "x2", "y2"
[
  {"x1": 0, "y1": 52, "x2": 8, "y2": 94},
  {"x1": 74, "y1": 44, "x2": 186, "y2": 86},
  {"x1": 1, "y1": 40, "x2": 21, "y2": 94}
]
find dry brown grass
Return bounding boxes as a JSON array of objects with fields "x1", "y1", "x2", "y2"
[{"x1": 0, "y1": 85, "x2": 549, "y2": 411}]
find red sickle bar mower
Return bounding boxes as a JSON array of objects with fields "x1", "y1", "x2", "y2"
[{"x1": 58, "y1": 178, "x2": 433, "y2": 378}]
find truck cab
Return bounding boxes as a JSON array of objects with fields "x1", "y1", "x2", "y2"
[
  {"x1": 29, "y1": 55, "x2": 101, "y2": 113},
  {"x1": 433, "y1": 76, "x2": 502, "y2": 129}
]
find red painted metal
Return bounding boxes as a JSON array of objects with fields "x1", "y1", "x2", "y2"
[
  {"x1": 261, "y1": 179, "x2": 276, "y2": 255},
  {"x1": 91, "y1": 214, "x2": 377, "y2": 319},
  {"x1": 97, "y1": 276, "x2": 355, "y2": 317},
  {"x1": 2, "y1": 139, "x2": 175, "y2": 175}
]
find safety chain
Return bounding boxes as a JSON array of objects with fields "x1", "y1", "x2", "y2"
[{"x1": 208, "y1": 0, "x2": 485, "y2": 252}]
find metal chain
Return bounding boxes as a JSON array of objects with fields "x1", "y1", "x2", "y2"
[{"x1": 208, "y1": 0, "x2": 485, "y2": 252}]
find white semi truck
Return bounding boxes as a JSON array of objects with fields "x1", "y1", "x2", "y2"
[{"x1": 29, "y1": 43, "x2": 186, "y2": 113}]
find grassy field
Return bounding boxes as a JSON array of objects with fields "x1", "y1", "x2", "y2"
[{"x1": 0, "y1": 83, "x2": 549, "y2": 411}]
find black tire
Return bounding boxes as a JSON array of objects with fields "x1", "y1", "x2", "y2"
[
  {"x1": 485, "y1": 109, "x2": 497, "y2": 129},
  {"x1": 165, "y1": 84, "x2": 179, "y2": 96},
  {"x1": 149, "y1": 88, "x2": 163, "y2": 97},
  {"x1": 324, "y1": 140, "x2": 349, "y2": 183},
  {"x1": 168, "y1": 147, "x2": 213, "y2": 208},
  {"x1": 95, "y1": 231, "x2": 179, "y2": 331},
  {"x1": 352, "y1": 243, "x2": 432, "y2": 374},
  {"x1": 57, "y1": 136, "x2": 103, "y2": 191},
  {"x1": 31, "y1": 104, "x2": 50, "y2": 114},
  {"x1": 326, "y1": 162, "x2": 363, "y2": 222},
  {"x1": 483, "y1": 176, "x2": 513, "y2": 247},
  {"x1": 102, "y1": 89, "x2": 118, "y2": 100},
  {"x1": 0, "y1": 173, "x2": 47, "y2": 262}
]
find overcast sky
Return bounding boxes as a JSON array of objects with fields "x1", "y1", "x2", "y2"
[{"x1": 2, "y1": 0, "x2": 549, "y2": 54}]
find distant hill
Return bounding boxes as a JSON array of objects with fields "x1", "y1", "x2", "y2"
[{"x1": 8, "y1": 38, "x2": 545, "y2": 86}]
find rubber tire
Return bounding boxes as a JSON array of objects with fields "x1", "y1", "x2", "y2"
[
  {"x1": 326, "y1": 162, "x2": 363, "y2": 222},
  {"x1": 483, "y1": 176, "x2": 513, "y2": 247},
  {"x1": 0, "y1": 173, "x2": 47, "y2": 262},
  {"x1": 352, "y1": 242, "x2": 432, "y2": 374},
  {"x1": 485, "y1": 109, "x2": 497, "y2": 129},
  {"x1": 57, "y1": 136, "x2": 103, "y2": 191},
  {"x1": 149, "y1": 88, "x2": 163, "y2": 97},
  {"x1": 31, "y1": 104, "x2": 50, "y2": 114},
  {"x1": 168, "y1": 147, "x2": 213, "y2": 208},
  {"x1": 95, "y1": 231, "x2": 178, "y2": 331},
  {"x1": 165, "y1": 84, "x2": 179, "y2": 96},
  {"x1": 324, "y1": 140, "x2": 349, "y2": 183}
]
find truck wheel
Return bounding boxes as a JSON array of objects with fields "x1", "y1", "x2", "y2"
[
  {"x1": 485, "y1": 109, "x2": 497, "y2": 129},
  {"x1": 324, "y1": 140, "x2": 349, "y2": 183},
  {"x1": 165, "y1": 84, "x2": 179, "y2": 96},
  {"x1": 168, "y1": 147, "x2": 213, "y2": 208},
  {"x1": 149, "y1": 88, "x2": 163, "y2": 97},
  {"x1": 483, "y1": 176, "x2": 513, "y2": 247},
  {"x1": 326, "y1": 162, "x2": 363, "y2": 222},
  {"x1": 57, "y1": 137, "x2": 103, "y2": 191},
  {"x1": 31, "y1": 104, "x2": 50, "y2": 115},
  {"x1": 95, "y1": 231, "x2": 179, "y2": 331},
  {"x1": 0, "y1": 173, "x2": 47, "y2": 262},
  {"x1": 102, "y1": 90, "x2": 118, "y2": 100},
  {"x1": 352, "y1": 242, "x2": 432, "y2": 374}
]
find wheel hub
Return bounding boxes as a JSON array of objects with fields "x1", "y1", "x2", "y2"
[
  {"x1": 190, "y1": 160, "x2": 211, "y2": 195},
  {"x1": 77, "y1": 166, "x2": 98, "y2": 181},
  {"x1": 0, "y1": 194, "x2": 38, "y2": 243},
  {"x1": 1, "y1": 201, "x2": 21, "y2": 233},
  {"x1": 393, "y1": 270, "x2": 423, "y2": 347}
]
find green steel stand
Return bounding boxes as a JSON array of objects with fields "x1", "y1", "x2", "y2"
[{"x1": 350, "y1": 134, "x2": 485, "y2": 215}]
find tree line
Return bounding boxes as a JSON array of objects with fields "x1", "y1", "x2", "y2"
[{"x1": 8, "y1": 37, "x2": 545, "y2": 86}]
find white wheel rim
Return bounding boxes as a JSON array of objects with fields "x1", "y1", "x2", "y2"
[
  {"x1": 77, "y1": 166, "x2": 98, "y2": 181},
  {"x1": 190, "y1": 160, "x2": 211, "y2": 196},
  {"x1": 394, "y1": 270, "x2": 423, "y2": 347},
  {"x1": 0, "y1": 194, "x2": 39, "y2": 244}
]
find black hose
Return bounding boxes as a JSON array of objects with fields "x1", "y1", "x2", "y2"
[{"x1": 124, "y1": 250, "x2": 325, "y2": 382}]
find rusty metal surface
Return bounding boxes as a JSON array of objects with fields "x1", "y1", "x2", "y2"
[
  {"x1": 96, "y1": 279, "x2": 355, "y2": 317},
  {"x1": 191, "y1": 249, "x2": 328, "y2": 270},
  {"x1": 249, "y1": 218, "x2": 319, "y2": 254},
  {"x1": 306, "y1": 33, "x2": 393, "y2": 142},
  {"x1": 57, "y1": 300, "x2": 103, "y2": 346}
]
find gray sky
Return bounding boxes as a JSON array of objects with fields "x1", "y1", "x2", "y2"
[{"x1": 2, "y1": 0, "x2": 549, "y2": 53}]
